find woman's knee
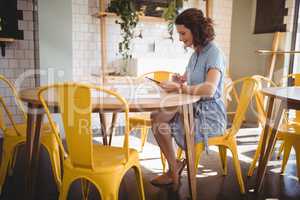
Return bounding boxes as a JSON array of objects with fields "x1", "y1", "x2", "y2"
[
  {"x1": 150, "y1": 111, "x2": 163, "y2": 123},
  {"x1": 150, "y1": 111, "x2": 176, "y2": 123}
]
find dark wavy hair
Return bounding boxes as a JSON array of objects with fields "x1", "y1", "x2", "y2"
[{"x1": 175, "y1": 8, "x2": 215, "y2": 48}]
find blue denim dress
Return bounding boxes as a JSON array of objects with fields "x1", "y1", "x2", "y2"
[{"x1": 169, "y1": 42, "x2": 227, "y2": 151}]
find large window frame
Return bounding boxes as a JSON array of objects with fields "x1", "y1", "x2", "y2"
[{"x1": 288, "y1": 0, "x2": 300, "y2": 77}]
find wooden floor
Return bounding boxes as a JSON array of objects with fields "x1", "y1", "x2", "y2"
[{"x1": 1, "y1": 128, "x2": 300, "y2": 200}]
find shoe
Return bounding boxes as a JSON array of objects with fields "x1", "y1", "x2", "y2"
[
  {"x1": 150, "y1": 173, "x2": 173, "y2": 186},
  {"x1": 150, "y1": 159, "x2": 186, "y2": 187}
]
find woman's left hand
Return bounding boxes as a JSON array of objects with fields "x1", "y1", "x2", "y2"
[{"x1": 159, "y1": 81, "x2": 180, "y2": 93}]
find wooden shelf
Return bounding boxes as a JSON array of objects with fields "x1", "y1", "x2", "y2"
[
  {"x1": 256, "y1": 49, "x2": 300, "y2": 55},
  {"x1": 0, "y1": 37, "x2": 15, "y2": 57},
  {"x1": 93, "y1": 11, "x2": 167, "y2": 23},
  {"x1": 0, "y1": 37, "x2": 15, "y2": 42}
]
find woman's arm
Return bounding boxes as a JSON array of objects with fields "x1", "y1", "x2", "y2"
[
  {"x1": 182, "y1": 69, "x2": 221, "y2": 97},
  {"x1": 160, "y1": 69, "x2": 221, "y2": 95}
]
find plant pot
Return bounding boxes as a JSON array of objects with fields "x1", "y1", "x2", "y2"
[{"x1": 112, "y1": 58, "x2": 137, "y2": 76}]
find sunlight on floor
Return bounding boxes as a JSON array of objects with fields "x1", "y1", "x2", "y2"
[{"x1": 93, "y1": 127, "x2": 298, "y2": 180}]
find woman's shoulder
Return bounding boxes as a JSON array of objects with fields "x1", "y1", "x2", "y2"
[{"x1": 206, "y1": 42, "x2": 223, "y2": 55}]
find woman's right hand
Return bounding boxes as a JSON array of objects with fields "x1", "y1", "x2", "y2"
[{"x1": 172, "y1": 73, "x2": 186, "y2": 84}]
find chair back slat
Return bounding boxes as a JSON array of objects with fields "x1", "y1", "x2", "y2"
[
  {"x1": 142, "y1": 71, "x2": 174, "y2": 82},
  {"x1": 0, "y1": 75, "x2": 26, "y2": 135},
  {"x1": 0, "y1": 97, "x2": 8, "y2": 131},
  {"x1": 228, "y1": 77, "x2": 258, "y2": 138},
  {"x1": 252, "y1": 75, "x2": 277, "y2": 126},
  {"x1": 59, "y1": 85, "x2": 94, "y2": 168},
  {"x1": 153, "y1": 71, "x2": 172, "y2": 82}
]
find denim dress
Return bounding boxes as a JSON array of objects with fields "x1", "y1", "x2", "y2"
[{"x1": 169, "y1": 42, "x2": 227, "y2": 151}]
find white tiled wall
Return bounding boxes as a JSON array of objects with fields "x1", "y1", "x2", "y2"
[
  {"x1": 72, "y1": 0, "x2": 100, "y2": 83},
  {"x1": 0, "y1": 0, "x2": 36, "y2": 126},
  {"x1": 72, "y1": 0, "x2": 233, "y2": 81},
  {"x1": 213, "y1": 0, "x2": 233, "y2": 62}
]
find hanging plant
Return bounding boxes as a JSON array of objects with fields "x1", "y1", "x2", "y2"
[
  {"x1": 108, "y1": 0, "x2": 139, "y2": 60},
  {"x1": 162, "y1": 0, "x2": 185, "y2": 41}
]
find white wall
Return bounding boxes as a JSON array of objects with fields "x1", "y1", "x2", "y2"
[
  {"x1": 38, "y1": 0, "x2": 73, "y2": 85},
  {"x1": 230, "y1": 0, "x2": 295, "y2": 81},
  {"x1": 229, "y1": 0, "x2": 296, "y2": 124},
  {"x1": 72, "y1": 0, "x2": 233, "y2": 82}
]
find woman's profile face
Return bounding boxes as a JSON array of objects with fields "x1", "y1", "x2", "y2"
[{"x1": 176, "y1": 25, "x2": 193, "y2": 48}]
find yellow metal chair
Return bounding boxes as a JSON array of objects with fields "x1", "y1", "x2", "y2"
[
  {"x1": 0, "y1": 75, "x2": 61, "y2": 193},
  {"x1": 129, "y1": 70, "x2": 174, "y2": 151},
  {"x1": 280, "y1": 74, "x2": 300, "y2": 178},
  {"x1": 247, "y1": 74, "x2": 300, "y2": 177},
  {"x1": 38, "y1": 83, "x2": 145, "y2": 200},
  {"x1": 174, "y1": 77, "x2": 258, "y2": 194},
  {"x1": 192, "y1": 77, "x2": 258, "y2": 194},
  {"x1": 174, "y1": 75, "x2": 245, "y2": 169}
]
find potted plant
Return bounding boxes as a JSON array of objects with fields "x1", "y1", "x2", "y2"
[
  {"x1": 108, "y1": 0, "x2": 139, "y2": 75},
  {"x1": 162, "y1": 0, "x2": 185, "y2": 41}
]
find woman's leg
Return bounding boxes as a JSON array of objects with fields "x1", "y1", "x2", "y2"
[{"x1": 151, "y1": 111, "x2": 185, "y2": 185}]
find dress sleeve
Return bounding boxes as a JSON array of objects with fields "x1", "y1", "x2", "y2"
[{"x1": 205, "y1": 47, "x2": 226, "y2": 76}]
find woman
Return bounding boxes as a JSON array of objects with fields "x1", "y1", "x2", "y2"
[{"x1": 150, "y1": 8, "x2": 227, "y2": 187}]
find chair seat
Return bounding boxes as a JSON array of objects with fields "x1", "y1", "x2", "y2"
[
  {"x1": 64, "y1": 144, "x2": 139, "y2": 173},
  {"x1": 267, "y1": 122, "x2": 300, "y2": 140}
]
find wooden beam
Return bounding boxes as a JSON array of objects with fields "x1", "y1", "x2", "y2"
[
  {"x1": 99, "y1": 0, "x2": 107, "y2": 84},
  {"x1": 267, "y1": 32, "x2": 282, "y2": 80},
  {"x1": 256, "y1": 50, "x2": 300, "y2": 55},
  {"x1": 206, "y1": 0, "x2": 213, "y2": 18}
]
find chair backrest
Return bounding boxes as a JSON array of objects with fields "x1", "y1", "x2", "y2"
[
  {"x1": 0, "y1": 74, "x2": 26, "y2": 135},
  {"x1": 223, "y1": 77, "x2": 240, "y2": 115},
  {"x1": 140, "y1": 71, "x2": 174, "y2": 82},
  {"x1": 227, "y1": 77, "x2": 259, "y2": 138},
  {"x1": 38, "y1": 83, "x2": 130, "y2": 170},
  {"x1": 288, "y1": 73, "x2": 300, "y2": 122},
  {"x1": 252, "y1": 75, "x2": 277, "y2": 126}
]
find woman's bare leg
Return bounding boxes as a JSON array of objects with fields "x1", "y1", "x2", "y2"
[{"x1": 151, "y1": 111, "x2": 184, "y2": 185}]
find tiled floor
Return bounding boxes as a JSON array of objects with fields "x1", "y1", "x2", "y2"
[{"x1": 1, "y1": 128, "x2": 300, "y2": 200}]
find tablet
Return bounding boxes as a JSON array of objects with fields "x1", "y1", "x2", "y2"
[{"x1": 145, "y1": 77, "x2": 161, "y2": 84}]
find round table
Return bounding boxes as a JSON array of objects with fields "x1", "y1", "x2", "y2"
[
  {"x1": 256, "y1": 87, "x2": 300, "y2": 192},
  {"x1": 19, "y1": 86, "x2": 201, "y2": 200}
]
